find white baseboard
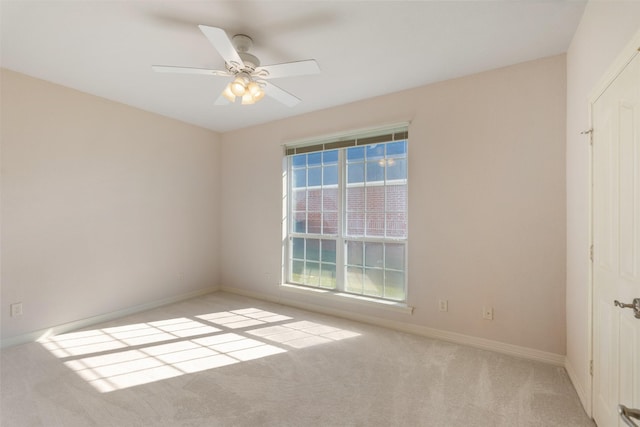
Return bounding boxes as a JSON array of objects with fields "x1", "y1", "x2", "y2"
[
  {"x1": 3, "y1": 284, "x2": 567, "y2": 368},
  {"x1": 220, "y1": 286, "x2": 566, "y2": 366},
  {"x1": 565, "y1": 357, "x2": 591, "y2": 416},
  {"x1": 0, "y1": 285, "x2": 219, "y2": 349}
]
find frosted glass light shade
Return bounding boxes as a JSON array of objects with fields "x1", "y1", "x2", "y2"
[
  {"x1": 222, "y1": 84, "x2": 236, "y2": 102},
  {"x1": 247, "y1": 81, "x2": 261, "y2": 95},
  {"x1": 241, "y1": 93, "x2": 256, "y2": 105},
  {"x1": 221, "y1": 75, "x2": 265, "y2": 105},
  {"x1": 253, "y1": 89, "x2": 265, "y2": 102},
  {"x1": 230, "y1": 78, "x2": 246, "y2": 96}
]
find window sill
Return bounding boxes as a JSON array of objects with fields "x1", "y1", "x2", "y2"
[{"x1": 279, "y1": 283, "x2": 414, "y2": 315}]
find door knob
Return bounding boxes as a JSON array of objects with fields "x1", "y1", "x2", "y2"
[
  {"x1": 613, "y1": 298, "x2": 640, "y2": 319},
  {"x1": 619, "y1": 404, "x2": 640, "y2": 427}
]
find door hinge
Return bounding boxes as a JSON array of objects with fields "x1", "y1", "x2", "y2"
[
  {"x1": 581, "y1": 128, "x2": 593, "y2": 146},
  {"x1": 590, "y1": 360, "x2": 593, "y2": 376}
]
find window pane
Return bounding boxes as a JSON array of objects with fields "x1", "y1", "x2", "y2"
[
  {"x1": 386, "y1": 212, "x2": 407, "y2": 238},
  {"x1": 321, "y1": 240, "x2": 336, "y2": 263},
  {"x1": 347, "y1": 163, "x2": 364, "y2": 183},
  {"x1": 366, "y1": 186, "x2": 384, "y2": 211},
  {"x1": 384, "y1": 271, "x2": 405, "y2": 301},
  {"x1": 292, "y1": 154, "x2": 306, "y2": 167},
  {"x1": 365, "y1": 242, "x2": 383, "y2": 268},
  {"x1": 386, "y1": 158, "x2": 407, "y2": 180},
  {"x1": 366, "y1": 212, "x2": 385, "y2": 237},
  {"x1": 386, "y1": 141, "x2": 406, "y2": 157},
  {"x1": 347, "y1": 146, "x2": 364, "y2": 161},
  {"x1": 347, "y1": 241, "x2": 363, "y2": 266},
  {"x1": 307, "y1": 152, "x2": 322, "y2": 166},
  {"x1": 305, "y1": 262, "x2": 320, "y2": 286},
  {"x1": 346, "y1": 212, "x2": 364, "y2": 236},
  {"x1": 323, "y1": 164, "x2": 338, "y2": 185},
  {"x1": 386, "y1": 185, "x2": 406, "y2": 212},
  {"x1": 292, "y1": 237, "x2": 305, "y2": 260},
  {"x1": 322, "y1": 212, "x2": 338, "y2": 235},
  {"x1": 346, "y1": 266, "x2": 363, "y2": 294},
  {"x1": 366, "y1": 161, "x2": 385, "y2": 182},
  {"x1": 323, "y1": 150, "x2": 338, "y2": 164},
  {"x1": 292, "y1": 189, "x2": 306, "y2": 211},
  {"x1": 323, "y1": 188, "x2": 338, "y2": 211},
  {"x1": 293, "y1": 212, "x2": 306, "y2": 233},
  {"x1": 346, "y1": 187, "x2": 364, "y2": 212},
  {"x1": 306, "y1": 239, "x2": 320, "y2": 261},
  {"x1": 363, "y1": 268, "x2": 383, "y2": 297},
  {"x1": 291, "y1": 260, "x2": 304, "y2": 283},
  {"x1": 293, "y1": 168, "x2": 306, "y2": 188},
  {"x1": 308, "y1": 189, "x2": 321, "y2": 212},
  {"x1": 308, "y1": 212, "x2": 321, "y2": 234},
  {"x1": 320, "y1": 264, "x2": 336, "y2": 289},
  {"x1": 385, "y1": 244, "x2": 404, "y2": 270},
  {"x1": 366, "y1": 144, "x2": 384, "y2": 160},
  {"x1": 308, "y1": 167, "x2": 322, "y2": 187}
]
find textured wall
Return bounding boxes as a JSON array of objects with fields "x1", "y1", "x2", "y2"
[
  {"x1": 220, "y1": 55, "x2": 567, "y2": 355},
  {"x1": 1, "y1": 69, "x2": 221, "y2": 340}
]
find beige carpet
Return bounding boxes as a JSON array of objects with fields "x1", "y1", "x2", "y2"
[{"x1": 1, "y1": 291, "x2": 594, "y2": 427}]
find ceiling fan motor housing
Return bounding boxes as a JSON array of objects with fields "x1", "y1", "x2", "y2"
[
  {"x1": 229, "y1": 34, "x2": 260, "y2": 72},
  {"x1": 232, "y1": 34, "x2": 253, "y2": 52},
  {"x1": 239, "y1": 52, "x2": 260, "y2": 70}
]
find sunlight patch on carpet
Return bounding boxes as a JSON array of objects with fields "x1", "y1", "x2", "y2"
[{"x1": 39, "y1": 307, "x2": 359, "y2": 392}]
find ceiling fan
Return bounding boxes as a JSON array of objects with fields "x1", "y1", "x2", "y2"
[{"x1": 152, "y1": 25, "x2": 320, "y2": 107}]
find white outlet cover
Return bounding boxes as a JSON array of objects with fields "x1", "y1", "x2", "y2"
[{"x1": 10, "y1": 303, "x2": 23, "y2": 317}]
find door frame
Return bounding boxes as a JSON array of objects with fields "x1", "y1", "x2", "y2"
[{"x1": 588, "y1": 28, "x2": 640, "y2": 420}]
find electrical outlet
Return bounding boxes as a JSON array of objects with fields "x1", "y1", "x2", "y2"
[
  {"x1": 483, "y1": 306, "x2": 493, "y2": 320},
  {"x1": 10, "y1": 302, "x2": 23, "y2": 317},
  {"x1": 438, "y1": 299, "x2": 448, "y2": 312}
]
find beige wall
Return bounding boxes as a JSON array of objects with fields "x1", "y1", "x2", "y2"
[
  {"x1": 1, "y1": 69, "x2": 221, "y2": 340},
  {"x1": 565, "y1": 2, "x2": 640, "y2": 413},
  {"x1": 220, "y1": 55, "x2": 567, "y2": 355}
]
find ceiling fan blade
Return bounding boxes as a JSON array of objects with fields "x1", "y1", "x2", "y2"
[
  {"x1": 152, "y1": 65, "x2": 231, "y2": 76},
  {"x1": 198, "y1": 25, "x2": 244, "y2": 68},
  {"x1": 214, "y1": 93, "x2": 232, "y2": 106},
  {"x1": 263, "y1": 81, "x2": 301, "y2": 107},
  {"x1": 257, "y1": 60, "x2": 320, "y2": 79}
]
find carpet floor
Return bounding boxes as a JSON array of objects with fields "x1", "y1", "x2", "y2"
[{"x1": 1, "y1": 291, "x2": 594, "y2": 427}]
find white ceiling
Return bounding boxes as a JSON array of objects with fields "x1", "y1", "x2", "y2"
[{"x1": 0, "y1": 1, "x2": 586, "y2": 133}]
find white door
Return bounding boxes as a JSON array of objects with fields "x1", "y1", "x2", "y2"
[{"x1": 592, "y1": 49, "x2": 640, "y2": 427}]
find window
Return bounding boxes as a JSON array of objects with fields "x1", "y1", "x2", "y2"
[{"x1": 285, "y1": 127, "x2": 408, "y2": 302}]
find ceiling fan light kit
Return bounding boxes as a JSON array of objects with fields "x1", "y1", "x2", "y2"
[
  {"x1": 222, "y1": 72, "x2": 265, "y2": 105},
  {"x1": 152, "y1": 25, "x2": 320, "y2": 107},
  {"x1": 230, "y1": 74, "x2": 250, "y2": 96}
]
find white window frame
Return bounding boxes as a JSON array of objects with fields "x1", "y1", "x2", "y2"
[{"x1": 283, "y1": 125, "x2": 409, "y2": 303}]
